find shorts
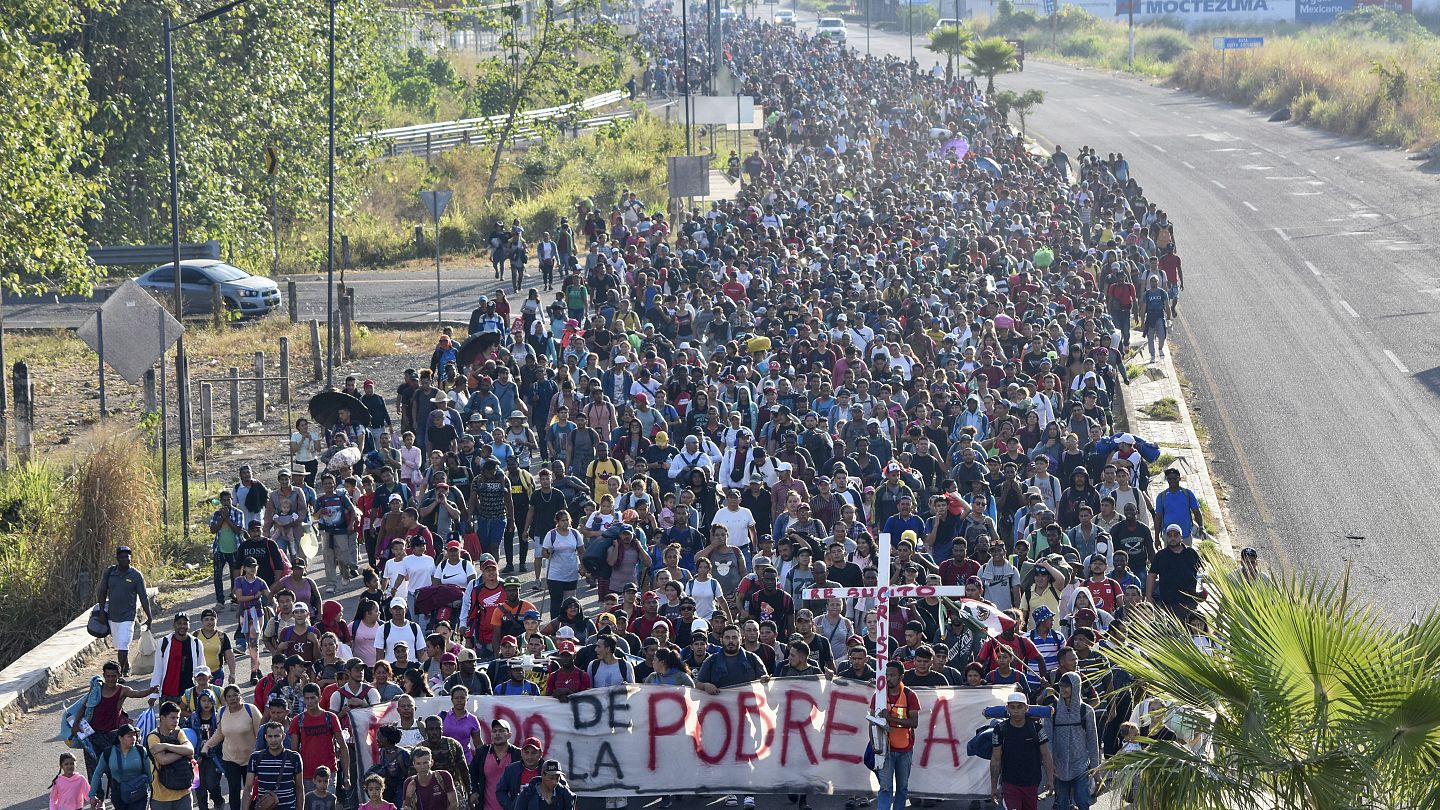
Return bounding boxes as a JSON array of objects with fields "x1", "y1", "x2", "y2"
[
  {"x1": 1167, "y1": 282, "x2": 1180, "y2": 301},
  {"x1": 110, "y1": 620, "x2": 136, "y2": 652}
]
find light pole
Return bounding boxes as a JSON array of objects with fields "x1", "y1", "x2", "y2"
[
  {"x1": 326, "y1": 0, "x2": 337, "y2": 388},
  {"x1": 164, "y1": 0, "x2": 249, "y2": 541},
  {"x1": 681, "y1": 0, "x2": 692, "y2": 153}
]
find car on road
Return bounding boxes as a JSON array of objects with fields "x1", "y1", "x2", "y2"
[
  {"x1": 774, "y1": 8, "x2": 795, "y2": 25},
  {"x1": 816, "y1": 17, "x2": 847, "y2": 43},
  {"x1": 718, "y1": 6, "x2": 737, "y2": 21},
  {"x1": 136, "y1": 260, "x2": 281, "y2": 318},
  {"x1": 933, "y1": 18, "x2": 961, "y2": 32}
]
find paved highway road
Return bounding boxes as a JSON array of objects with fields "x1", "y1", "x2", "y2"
[{"x1": 814, "y1": 13, "x2": 1440, "y2": 611}]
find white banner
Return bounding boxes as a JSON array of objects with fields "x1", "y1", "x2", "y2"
[{"x1": 352, "y1": 681, "x2": 1010, "y2": 797}]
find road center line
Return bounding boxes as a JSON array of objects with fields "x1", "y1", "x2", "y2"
[
  {"x1": 1151, "y1": 143, "x2": 1167, "y2": 153},
  {"x1": 1243, "y1": 201, "x2": 1259, "y2": 211},
  {"x1": 1128, "y1": 130, "x2": 1140, "y2": 137},
  {"x1": 1181, "y1": 161, "x2": 1196, "y2": 169},
  {"x1": 1336, "y1": 300, "x2": 1360, "y2": 318},
  {"x1": 1274, "y1": 227, "x2": 1290, "y2": 241},
  {"x1": 1211, "y1": 180, "x2": 1226, "y2": 189},
  {"x1": 1384, "y1": 349, "x2": 1411, "y2": 375},
  {"x1": 1304, "y1": 260, "x2": 1321, "y2": 276}
]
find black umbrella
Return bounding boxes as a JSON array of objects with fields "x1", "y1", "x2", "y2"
[
  {"x1": 308, "y1": 390, "x2": 371, "y2": 429},
  {"x1": 457, "y1": 331, "x2": 504, "y2": 369}
]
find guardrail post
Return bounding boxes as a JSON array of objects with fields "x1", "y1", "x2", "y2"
[
  {"x1": 288, "y1": 280, "x2": 298, "y2": 324},
  {"x1": 415, "y1": 226, "x2": 425, "y2": 259},
  {"x1": 279, "y1": 337, "x2": 291, "y2": 404},
  {"x1": 309, "y1": 319, "x2": 323, "y2": 382},
  {"x1": 344, "y1": 289, "x2": 356, "y2": 359},
  {"x1": 200, "y1": 383, "x2": 213, "y2": 458},
  {"x1": 341, "y1": 235, "x2": 351, "y2": 273},
  {"x1": 13, "y1": 362, "x2": 32, "y2": 465},
  {"x1": 228, "y1": 367, "x2": 240, "y2": 436},
  {"x1": 425, "y1": 132, "x2": 433, "y2": 164},
  {"x1": 254, "y1": 351, "x2": 266, "y2": 423}
]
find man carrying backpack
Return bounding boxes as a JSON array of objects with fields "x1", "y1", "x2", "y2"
[
  {"x1": 990, "y1": 692, "x2": 1055, "y2": 810},
  {"x1": 147, "y1": 700, "x2": 196, "y2": 810},
  {"x1": 695, "y1": 626, "x2": 767, "y2": 809},
  {"x1": 1049, "y1": 671, "x2": 1101, "y2": 810}
]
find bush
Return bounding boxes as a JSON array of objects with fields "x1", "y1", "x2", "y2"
[
  {"x1": 898, "y1": 3, "x2": 939, "y2": 34},
  {"x1": 1140, "y1": 28, "x2": 1191, "y2": 62},
  {"x1": 1060, "y1": 33, "x2": 1106, "y2": 59},
  {"x1": 0, "y1": 438, "x2": 161, "y2": 669}
]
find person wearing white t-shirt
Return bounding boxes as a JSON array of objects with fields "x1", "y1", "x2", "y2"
[
  {"x1": 375, "y1": 599, "x2": 423, "y2": 663},
  {"x1": 711, "y1": 488, "x2": 757, "y2": 552},
  {"x1": 386, "y1": 537, "x2": 437, "y2": 607},
  {"x1": 433, "y1": 540, "x2": 476, "y2": 588}
]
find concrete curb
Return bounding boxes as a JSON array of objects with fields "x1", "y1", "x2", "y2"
[
  {"x1": 0, "y1": 589, "x2": 156, "y2": 730},
  {"x1": 1118, "y1": 335, "x2": 1234, "y2": 556}
]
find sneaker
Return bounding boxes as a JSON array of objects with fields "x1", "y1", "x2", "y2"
[
  {"x1": 726, "y1": 797, "x2": 739, "y2": 807},
  {"x1": 502, "y1": 564, "x2": 515, "y2": 574}
]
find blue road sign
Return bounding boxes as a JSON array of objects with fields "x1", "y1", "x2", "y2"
[{"x1": 1212, "y1": 36, "x2": 1264, "y2": 50}]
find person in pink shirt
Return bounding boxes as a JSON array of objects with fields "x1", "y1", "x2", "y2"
[{"x1": 48, "y1": 752, "x2": 90, "y2": 810}]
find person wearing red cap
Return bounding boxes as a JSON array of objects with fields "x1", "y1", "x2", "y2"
[
  {"x1": 461, "y1": 558, "x2": 505, "y2": 654},
  {"x1": 626, "y1": 591, "x2": 670, "y2": 639},
  {"x1": 542, "y1": 640, "x2": 590, "y2": 701},
  {"x1": 496, "y1": 737, "x2": 546, "y2": 810}
]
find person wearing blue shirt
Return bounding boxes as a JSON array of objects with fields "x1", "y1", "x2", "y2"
[
  {"x1": 1153, "y1": 468, "x2": 1205, "y2": 543},
  {"x1": 882, "y1": 497, "x2": 926, "y2": 543}
]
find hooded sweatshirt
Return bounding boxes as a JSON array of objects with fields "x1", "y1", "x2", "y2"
[{"x1": 1050, "y1": 671, "x2": 1100, "y2": 781}]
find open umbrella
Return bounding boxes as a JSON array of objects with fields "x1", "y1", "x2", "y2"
[
  {"x1": 308, "y1": 390, "x2": 370, "y2": 429},
  {"x1": 942, "y1": 137, "x2": 969, "y2": 160},
  {"x1": 457, "y1": 331, "x2": 504, "y2": 369},
  {"x1": 975, "y1": 156, "x2": 1003, "y2": 177}
]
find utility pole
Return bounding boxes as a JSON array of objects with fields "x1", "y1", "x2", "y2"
[
  {"x1": 1127, "y1": 0, "x2": 1135, "y2": 67},
  {"x1": 682, "y1": 0, "x2": 692, "y2": 154},
  {"x1": 326, "y1": 0, "x2": 337, "y2": 388}
]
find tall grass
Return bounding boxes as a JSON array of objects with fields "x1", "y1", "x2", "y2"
[
  {"x1": 979, "y1": 6, "x2": 1440, "y2": 150},
  {"x1": 346, "y1": 109, "x2": 681, "y2": 268},
  {"x1": 0, "y1": 436, "x2": 161, "y2": 669}
]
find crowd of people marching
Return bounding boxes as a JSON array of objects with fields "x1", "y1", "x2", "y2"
[{"x1": 61, "y1": 5, "x2": 1231, "y2": 810}]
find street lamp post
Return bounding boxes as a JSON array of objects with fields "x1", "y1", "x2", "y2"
[
  {"x1": 163, "y1": 0, "x2": 249, "y2": 541},
  {"x1": 681, "y1": 0, "x2": 692, "y2": 153},
  {"x1": 326, "y1": 0, "x2": 337, "y2": 388}
]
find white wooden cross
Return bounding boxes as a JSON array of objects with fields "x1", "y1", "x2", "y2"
[{"x1": 802, "y1": 533, "x2": 972, "y2": 750}]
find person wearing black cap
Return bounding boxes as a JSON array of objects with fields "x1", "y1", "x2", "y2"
[
  {"x1": 95, "y1": 545, "x2": 153, "y2": 677},
  {"x1": 88, "y1": 722, "x2": 150, "y2": 810},
  {"x1": 513, "y1": 760, "x2": 574, "y2": 810}
]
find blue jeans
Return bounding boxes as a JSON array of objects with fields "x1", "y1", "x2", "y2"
[
  {"x1": 1053, "y1": 775, "x2": 1092, "y2": 810},
  {"x1": 877, "y1": 749, "x2": 912, "y2": 810},
  {"x1": 476, "y1": 517, "x2": 507, "y2": 554}
]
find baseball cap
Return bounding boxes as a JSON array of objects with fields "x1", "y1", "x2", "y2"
[
  {"x1": 522, "y1": 737, "x2": 544, "y2": 751},
  {"x1": 291, "y1": 602, "x2": 310, "y2": 614},
  {"x1": 500, "y1": 635, "x2": 519, "y2": 646},
  {"x1": 522, "y1": 609, "x2": 542, "y2": 621},
  {"x1": 504, "y1": 577, "x2": 521, "y2": 587},
  {"x1": 542, "y1": 760, "x2": 563, "y2": 775},
  {"x1": 1006, "y1": 692, "x2": 1029, "y2": 705},
  {"x1": 440, "y1": 653, "x2": 458, "y2": 665},
  {"x1": 556, "y1": 639, "x2": 577, "y2": 654},
  {"x1": 446, "y1": 540, "x2": 461, "y2": 549}
]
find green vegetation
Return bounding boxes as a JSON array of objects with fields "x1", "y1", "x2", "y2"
[
  {"x1": 993, "y1": 88, "x2": 1046, "y2": 135},
  {"x1": 346, "y1": 112, "x2": 679, "y2": 269},
  {"x1": 1103, "y1": 545, "x2": 1440, "y2": 809},
  {"x1": 1142, "y1": 396, "x2": 1181, "y2": 421},
  {"x1": 0, "y1": 439, "x2": 160, "y2": 669},
  {"x1": 980, "y1": 4, "x2": 1440, "y2": 150},
  {"x1": 967, "y1": 36, "x2": 1020, "y2": 93},
  {"x1": 927, "y1": 23, "x2": 975, "y2": 78}
]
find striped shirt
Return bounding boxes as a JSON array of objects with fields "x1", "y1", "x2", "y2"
[{"x1": 248, "y1": 748, "x2": 303, "y2": 810}]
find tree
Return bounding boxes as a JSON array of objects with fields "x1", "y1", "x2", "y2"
[
  {"x1": 79, "y1": 0, "x2": 392, "y2": 268},
  {"x1": 483, "y1": 0, "x2": 634, "y2": 197},
  {"x1": 992, "y1": 87, "x2": 1045, "y2": 134},
  {"x1": 0, "y1": 0, "x2": 103, "y2": 295},
  {"x1": 966, "y1": 37, "x2": 1019, "y2": 95},
  {"x1": 926, "y1": 24, "x2": 974, "y2": 83},
  {"x1": 1101, "y1": 546, "x2": 1440, "y2": 810}
]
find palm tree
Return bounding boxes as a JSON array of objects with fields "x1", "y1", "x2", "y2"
[
  {"x1": 926, "y1": 24, "x2": 973, "y2": 83},
  {"x1": 1100, "y1": 545, "x2": 1440, "y2": 810},
  {"x1": 966, "y1": 37, "x2": 1019, "y2": 95}
]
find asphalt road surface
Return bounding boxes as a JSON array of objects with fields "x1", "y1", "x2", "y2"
[{"x1": 823, "y1": 14, "x2": 1440, "y2": 611}]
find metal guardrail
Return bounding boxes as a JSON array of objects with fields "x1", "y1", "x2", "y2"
[
  {"x1": 359, "y1": 89, "x2": 630, "y2": 158},
  {"x1": 87, "y1": 241, "x2": 222, "y2": 267}
]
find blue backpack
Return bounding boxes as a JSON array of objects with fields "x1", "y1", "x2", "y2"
[
  {"x1": 61, "y1": 675, "x2": 104, "y2": 750},
  {"x1": 966, "y1": 719, "x2": 1002, "y2": 760}
]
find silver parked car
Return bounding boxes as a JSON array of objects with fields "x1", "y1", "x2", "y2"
[{"x1": 136, "y1": 260, "x2": 281, "y2": 318}]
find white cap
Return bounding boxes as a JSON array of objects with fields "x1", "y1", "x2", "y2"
[{"x1": 1005, "y1": 692, "x2": 1028, "y2": 705}]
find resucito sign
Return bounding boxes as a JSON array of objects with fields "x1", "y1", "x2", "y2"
[{"x1": 352, "y1": 681, "x2": 1009, "y2": 797}]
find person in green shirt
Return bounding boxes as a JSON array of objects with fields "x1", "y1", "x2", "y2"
[
  {"x1": 209, "y1": 490, "x2": 244, "y2": 608},
  {"x1": 565, "y1": 275, "x2": 589, "y2": 322}
]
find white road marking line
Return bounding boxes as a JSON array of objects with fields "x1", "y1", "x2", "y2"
[
  {"x1": 1336, "y1": 300, "x2": 1359, "y2": 318},
  {"x1": 1274, "y1": 227, "x2": 1290, "y2": 241},
  {"x1": 1211, "y1": 180, "x2": 1227, "y2": 189},
  {"x1": 1264, "y1": 176, "x2": 1309, "y2": 180},
  {"x1": 1384, "y1": 349, "x2": 1411, "y2": 375},
  {"x1": 1243, "y1": 201, "x2": 1259, "y2": 211},
  {"x1": 1304, "y1": 261, "x2": 1321, "y2": 276},
  {"x1": 1151, "y1": 144, "x2": 1167, "y2": 153},
  {"x1": 1101, "y1": 117, "x2": 1113, "y2": 125},
  {"x1": 1181, "y1": 161, "x2": 1196, "y2": 169},
  {"x1": 1128, "y1": 130, "x2": 1140, "y2": 137}
]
